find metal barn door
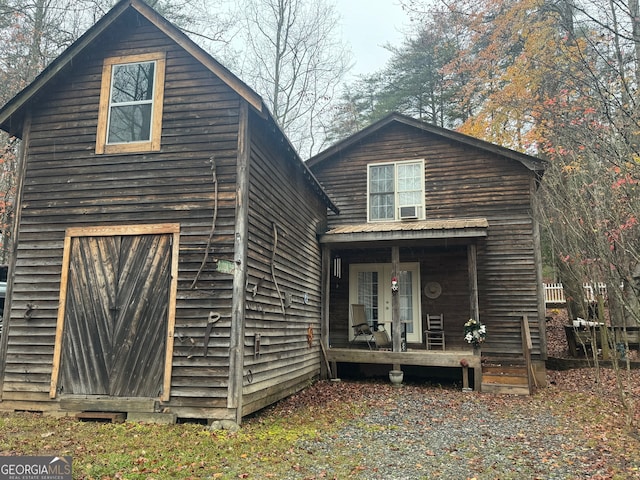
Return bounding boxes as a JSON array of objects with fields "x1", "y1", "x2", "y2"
[{"x1": 60, "y1": 234, "x2": 171, "y2": 397}]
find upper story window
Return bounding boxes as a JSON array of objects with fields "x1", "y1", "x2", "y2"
[
  {"x1": 96, "y1": 52, "x2": 166, "y2": 154},
  {"x1": 368, "y1": 159, "x2": 425, "y2": 222}
]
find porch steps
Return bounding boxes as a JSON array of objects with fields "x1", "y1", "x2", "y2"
[{"x1": 481, "y1": 364, "x2": 531, "y2": 395}]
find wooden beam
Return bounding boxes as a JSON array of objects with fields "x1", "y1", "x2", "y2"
[
  {"x1": 65, "y1": 224, "x2": 180, "y2": 237},
  {"x1": 228, "y1": 100, "x2": 250, "y2": 423},
  {"x1": 467, "y1": 244, "x2": 479, "y2": 323},
  {"x1": 532, "y1": 191, "x2": 547, "y2": 358},
  {"x1": 326, "y1": 348, "x2": 483, "y2": 391},
  {"x1": 50, "y1": 233, "x2": 72, "y2": 398},
  {"x1": 161, "y1": 229, "x2": 180, "y2": 402},
  {"x1": 60, "y1": 396, "x2": 157, "y2": 412},
  {"x1": 326, "y1": 348, "x2": 480, "y2": 369}
]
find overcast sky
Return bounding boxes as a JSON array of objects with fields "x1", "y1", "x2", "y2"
[{"x1": 335, "y1": 0, "x2": 409, "y2": 79}]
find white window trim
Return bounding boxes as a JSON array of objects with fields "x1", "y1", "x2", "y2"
[{"x1": 366, "y1": 159, "x2": 425, "y2": 222}]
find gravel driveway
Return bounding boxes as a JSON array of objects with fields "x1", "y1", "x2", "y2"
[{"x1": 278, "y1": 380, "x2": 636, "y2": 480}]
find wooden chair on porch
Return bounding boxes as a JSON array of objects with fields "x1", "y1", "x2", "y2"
[
  {"x1": 425, "y1": 314, "x2": 445, "y2": 350},
  {"x1": 350, "y1": 304, "x2": 374, "y2": 349}
]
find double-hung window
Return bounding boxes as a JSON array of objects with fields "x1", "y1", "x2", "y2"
[
  {"x1": 368, "y1": 159, "x2": 425, "y2": 221},
  {"x1": 96, "y1": 52, "x2": 166, "y2": 154}
]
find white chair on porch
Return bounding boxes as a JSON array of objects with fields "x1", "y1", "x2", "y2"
[
  {"x1": 373, "y1": 328, "x2": 392, "y2": 351},
  {"x1": 350, "y1": 304, "x2": 374, "y2": 349},
  {"x1": 425, "y1": 314, "x2": 445, "y2": 350}
]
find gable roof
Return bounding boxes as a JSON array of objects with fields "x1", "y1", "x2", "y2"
[
  {"x1": 0, "y1": 0, "x2": 263, "y2": 137},
  {"x1": 307, "y1": 112, "x2": 547, "y2": 175},
  {"x1": 0, "y1": 0, "x2": 338, "y2": 213}
]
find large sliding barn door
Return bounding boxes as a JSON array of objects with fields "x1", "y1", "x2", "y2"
[{"x1": 60, "y1": 232, "x2": 172, "y2": 397}]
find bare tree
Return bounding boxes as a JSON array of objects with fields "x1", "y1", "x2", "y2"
[{"x1": 237, "y1": 0, "x2": 351, "y2": 157}]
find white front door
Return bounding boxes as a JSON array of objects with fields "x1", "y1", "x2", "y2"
[{"x1": 349, "y1": 263, "x2": 422, "y2": 343}]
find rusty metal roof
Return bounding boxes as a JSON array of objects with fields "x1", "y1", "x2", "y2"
[{"x1": 319, "y1": 218, "x2": 489, "y2": 245}]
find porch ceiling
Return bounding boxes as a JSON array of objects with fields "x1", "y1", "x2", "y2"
[{"x1": 318, "y1": 218, "x2": 488, "y2": 245}]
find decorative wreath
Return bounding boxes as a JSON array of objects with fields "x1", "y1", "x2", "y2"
[{"x1": 464, "y1": 318, "x2": 486, "y2": 347}]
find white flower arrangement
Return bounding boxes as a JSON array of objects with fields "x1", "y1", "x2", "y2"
[{"x1": 464, "y1": 318, "x2": 486, "y2": 347}]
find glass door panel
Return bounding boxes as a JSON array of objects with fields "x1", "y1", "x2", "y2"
[{"x1": 350, "y1": 263, "x2": 421, "y2": 343}]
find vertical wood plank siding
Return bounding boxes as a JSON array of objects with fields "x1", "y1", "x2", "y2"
[
  {"x1": 241, "y1": 115, "x2": 325, "y2": 415},
  {"x1": 311, "y1": 123, "x2": 542, "y2": 357},
  {"x1": 2, "y1": 11, "x2": 241, "y2": 412}
]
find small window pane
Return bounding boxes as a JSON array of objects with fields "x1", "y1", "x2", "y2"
[
  {"x1": 399, "y1": 271, "x2": 413, "y2": 333},
  {"x1": 370, "y1": 165, "x2": 395, "y2": 220},
  {"x1": 111, "y1": 62, "x2": 155, "y2": 103},
  {"x1": 398, "y1": 191, "x2": 422, "y2": 207},
  {"x1": 370, "y1": 165, "x2": 394, "y2": 193},
  {"x1": 357, "y1": 271, "x2": 379, "y2": 323},
  {"x1": 397, "y1": 163, "x2": 422, "y2": 190},
  {"x1": 108, "y1": 104, "x2": 152, "y2": 143},
  {"x1": 397, "y1": 163, "x2": 423, "y2": 207},
  {"x1": 370, "y1": 193, "x2": 394, "y2": 220}
]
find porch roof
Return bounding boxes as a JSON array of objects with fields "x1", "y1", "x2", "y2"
[{"x1": 318, "y1": 217, "x2": 488, "y2": 245}]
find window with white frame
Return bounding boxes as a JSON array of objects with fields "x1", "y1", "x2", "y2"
[{"x1": 368, "y1": 160, "x2": 425, "y2": 221}]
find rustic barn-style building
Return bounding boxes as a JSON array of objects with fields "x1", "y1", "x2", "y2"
[
  {"x1": 308, "y1": 114, "x2": 547, "y2": 393},
  {"x1": 0, "y1": 0, "x2": 336, "y2": 423},
  {"x1": 0, "y1": 0, "x2": 548, "y2": 420}
]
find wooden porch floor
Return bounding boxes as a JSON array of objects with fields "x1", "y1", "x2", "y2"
[{"x1": 325, "y1": 347, "x2": 482, "y2": 391}]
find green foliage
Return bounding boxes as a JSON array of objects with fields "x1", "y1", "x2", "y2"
[{"x1": 326, "y1": 12, "x2": 466, "y2": 143}]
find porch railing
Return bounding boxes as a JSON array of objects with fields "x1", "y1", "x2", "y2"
[{"x1": 543, "y1": 282, "x2": 608, "y2": 305}]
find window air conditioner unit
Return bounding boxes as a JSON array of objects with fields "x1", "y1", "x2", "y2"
[{"x1": 399, "y1": 205, "x2": 419, "y2": 220}]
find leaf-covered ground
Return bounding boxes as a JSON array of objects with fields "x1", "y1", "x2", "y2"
[
  {"x1": 1, "y1": 377, "x2": 640, "y2": 479},
  {"x1": 1, "y1": 308, "x2": 639, "y2": 479}
]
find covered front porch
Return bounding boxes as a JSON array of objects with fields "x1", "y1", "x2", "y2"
[{"x1": 319, "y1": 218, "x2": 488, "y2": 390}]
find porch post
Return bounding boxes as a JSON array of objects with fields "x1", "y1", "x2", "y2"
[
  {"x1": 469, "y1": 245, "x2": 482, "y2": 391},
  {"x1": 467, "y1": 244, "x2": 479, "y2": 323},
  {"x1": 229, "y1": 101, "x2": 250, "y2": 424},
  {"x1": 391, "y1": 246, "x2": 401, "y2": 359},
  {"x1": 321, "y1": 245, "x2": 333, "y2": 378}
]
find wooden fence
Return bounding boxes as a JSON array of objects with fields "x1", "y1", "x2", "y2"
[{"x1": 543, "y1": 283, "x2": 608, "y2": 305}]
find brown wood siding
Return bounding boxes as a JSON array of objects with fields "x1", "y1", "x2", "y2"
[
  {"x1": 2, "y1": 11, "x2": 240, "y2": 411},
  {"x1": 311, "y1": 122, "x2": 542, "y2": 358},
  {"x1": 241, "y1": 114, "x2": 325, "y2": 415}
]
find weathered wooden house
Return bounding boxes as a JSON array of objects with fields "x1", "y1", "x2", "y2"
[
  {"x1": 308, "y1": 113, "x2": 548, "y2": 393},
  {"x1": 0, "y1": 0, "x2": 336, "y2": 423}
]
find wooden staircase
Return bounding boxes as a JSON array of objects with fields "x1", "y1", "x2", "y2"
[
  {"x1": 480, "y1": 315, "x2": 535, "y2": 395},
  {"x1": 481, "y1": 362, "x2": 531, "y2": 395}
]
